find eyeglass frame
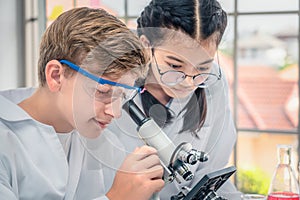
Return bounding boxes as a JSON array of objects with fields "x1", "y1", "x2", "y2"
[
  {"x1": 151, "y1": 48, "x2": 222, "y2": 88},
  {"x1": 59, "y1": 59, "x2": 142, "y2": 97}
]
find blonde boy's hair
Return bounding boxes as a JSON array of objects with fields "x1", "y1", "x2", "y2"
[{"x1": 38, "y1": 7, "x2": 148, "y2": 86}]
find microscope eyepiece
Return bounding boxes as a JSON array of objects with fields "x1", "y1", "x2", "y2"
[{"x1": 123, "y1": 100, "x2": 149, "y2": 127}]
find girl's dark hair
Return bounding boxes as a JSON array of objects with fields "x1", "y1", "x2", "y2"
[
  {"x1": 137, "y1": 0, "x2": 227, "y2": 135},
  {"x1": 137, "y1": 0, "x2": 227, "y2": 46}
]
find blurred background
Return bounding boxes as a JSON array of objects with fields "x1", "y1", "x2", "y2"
[{"x1": 0, "y1": 0, "x2": 299, "y2": 195}]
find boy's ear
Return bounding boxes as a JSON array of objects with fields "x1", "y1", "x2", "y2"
[
  {"x1": 139, "y1": 35, "x2": 152, "y2": 59},
  {"x1": 139, "y1": 35, "x2": 151, "y2": 48},
  {"x1": 45, "y1": 60, "x2": 65, "y2": 92}
]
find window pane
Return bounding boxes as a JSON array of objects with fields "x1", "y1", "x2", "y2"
[
  {"x1": 76, "y1": 0, "x2": 118, "y2": 15},
  {"x1": 46, "y1": 0, "x2": 74, "y2": 25},
  {"x1": 126, "y1": 18, "x2": 138, "y2": 30},
  {"x1": 218, "y1": 16, "x2": 235, "y2": 122},
  {"x1": 219, "y1": 16, "x2": 234, "y2": 54},
  {"x1": 237, "y1": 15, "x2": 298, "y2": 131},
  {"x1": 236, "y1": 132, "x2": 299, "y2": 195},
  {"x1": 76, "y1": 0, "x2": 96, "y2": 7},
  {"x1": 219, "y1": 0, "x2": 234, "y2": 13},
  {"x1": 238, "y1": 0, "x2": 299, "y2": 12},
  {"x1": 98, "y1": 0, "x2": 125, "y2": 16},
  {"x1": 128, "y1": 0, "x2": 150, "y2": 16}
]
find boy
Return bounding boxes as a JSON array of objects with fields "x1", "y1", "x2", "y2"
[{"x1": 0, "y1": 7, "x2": 164, "y2": 200}]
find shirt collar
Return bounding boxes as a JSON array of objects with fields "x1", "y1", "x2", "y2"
[
  {"x1": 167, "y1": 91, "x2": 194, "y2": 116},
  {"x1": 0, "y1": 95, "x2": 32, "y2": 122}
]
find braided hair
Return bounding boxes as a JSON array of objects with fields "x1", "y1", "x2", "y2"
[{"x1": 137, "y1": 0, "x2": 227, "y2": 136}]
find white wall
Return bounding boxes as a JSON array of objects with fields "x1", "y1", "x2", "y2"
[
  {"x1": 0, "y1": 0, "x2": 25, "y2": 90},
  {"x1": 24, "y1": 0, "x2": 46, "y2": 87},
  {"x1": 0, "y1": 0, "x2": 46, "y2": 90}
]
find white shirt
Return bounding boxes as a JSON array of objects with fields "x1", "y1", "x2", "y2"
[
  {"x1": 0, "y1": 63, "x2": 242, "y2": 200},
  {"x1": 106, "y1": 64, "x2": 242, "y2": 200},
  {"x1": 57, "y1": 132, "x2": 73, "y2": 160},
  {"x1": 0, "y1": 88, "x2": 126, "y2": 200}
]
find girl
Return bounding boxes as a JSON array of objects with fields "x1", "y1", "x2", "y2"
[{"x1": 108, "y1": 0, "x2": 241, "y2": 199}]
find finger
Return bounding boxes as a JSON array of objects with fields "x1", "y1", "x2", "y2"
[
  {"x1": 126, "y1": 163, "x2": 163, "y2": 178},
  {"x1": 148, "y1": 178, "x2": 165, "y2": 193},
  {"x1": 131, "y1": 146, "x2": 158, "y2": 161},
  {"x1": 143, "y1": 165, "x2": 164, "y2": 179},
  {"x1": 134, "y1": 154, "x2": 161, "y2": 170}
]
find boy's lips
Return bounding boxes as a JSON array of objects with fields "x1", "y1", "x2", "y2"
[{"x1": 94, "y1": 119, "x2": 111, "y2": 129}]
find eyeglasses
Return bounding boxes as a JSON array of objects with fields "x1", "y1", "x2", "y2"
[
  {"x1": 59, "y1": 59, "x2": 140, "y2": 103},
  {"x1": 152, "y1": 52, "x2": 222, "y2": 88}
]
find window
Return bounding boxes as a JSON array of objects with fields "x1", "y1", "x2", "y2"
[
  {"x1": 220, "y1": 0, "x2": 299, "y2": 195},
  {"x1": 45, "y1": 0, "x2": 300, "y2": 195}
]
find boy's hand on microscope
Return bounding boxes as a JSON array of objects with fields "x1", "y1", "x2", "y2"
[{"x1": 107, "y1": 145, "x2": 165, "y2": 200}]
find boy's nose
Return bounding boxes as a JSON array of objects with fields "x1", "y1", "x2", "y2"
[{"x1": 105, "y1": 98, "x2": 122, "y2": 119}]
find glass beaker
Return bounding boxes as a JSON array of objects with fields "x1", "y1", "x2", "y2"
[{"x1": 267, "y1": 144, "x2": 300, "y2": 200}]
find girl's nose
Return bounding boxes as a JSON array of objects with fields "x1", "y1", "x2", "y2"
[{"x1": 182, "y1": 75, "x2": 195, "y2": 86}]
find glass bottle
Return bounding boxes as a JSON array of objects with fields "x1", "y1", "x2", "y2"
[{"x1": 267, "y1": 144, "x2": 300, "y2": 200}]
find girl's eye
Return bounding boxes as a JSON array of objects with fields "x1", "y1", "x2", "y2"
[
  {"x1": 197, "y1": 62, "x2": 214, "y2": 72},
  {"x1": 197, "y1": 67, "x2": 210, "y2": 72},
  {"x1": 169, "y1": 63, "x2": 182, "y2": 69}
]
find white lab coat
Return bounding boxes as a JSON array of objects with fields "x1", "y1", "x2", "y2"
[
  {"x1": 106, "y1": 64, "x2": 242, "y2": 200},
  {"x1": 0, "y1": 63, "x2": 242, "y2": 200},
  {"x1": 0, "y1": 88, "x2": 126, "y2": 200}
]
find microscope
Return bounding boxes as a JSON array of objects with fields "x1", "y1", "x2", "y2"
[{"x1": 123, "y1": 100, "x2": 236, "y2": 200}]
